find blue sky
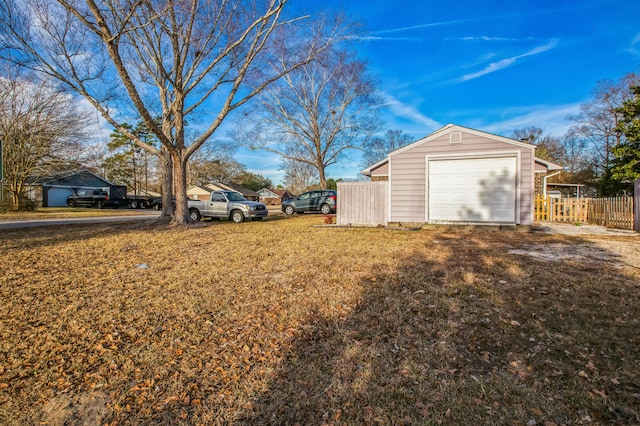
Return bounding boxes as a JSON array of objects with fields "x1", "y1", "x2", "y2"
[{"x1": 235, "y1": 0, "x2": 640, "y2": 186}]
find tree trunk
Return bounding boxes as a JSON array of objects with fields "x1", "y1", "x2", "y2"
[
  {"x1": 318, "y1": 166, "x2": 327, "y2": 189},
  {"x1": 171, "y1": 150, "x2": 191, "y2": 225},
  {"x1": 10, "y1": 191, "x2": 20, "y2": 212},
  {"x1": 160, "y1": 147, "x2": 174, "y2": 218},
  {"x1": 8, "y1": 178, "x2": 24, "y2": 211}
]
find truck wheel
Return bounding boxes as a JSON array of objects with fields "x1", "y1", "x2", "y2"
[
  {"x1": 95, "y1": 201, "x2": 104, "y2": 209},
  {"x1": 230, "y1": 210, "x2": 244, "y2": 223},
  {"x1": 189, "y1": 208, "x2": 201, "y2": 221},
  {"x1": 68, "y1": 200, "x2": 76, "y2": 207},
  {"x1": 130, "y1": 200, "x2": 139, "y2": 209},
  {"x1": 284, "y1": 205, "x2": 295, "y2": 215}
]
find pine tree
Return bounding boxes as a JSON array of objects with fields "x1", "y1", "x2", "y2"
[{"x1": 612, "y1": 85, "x2": 640, "y2": 183}]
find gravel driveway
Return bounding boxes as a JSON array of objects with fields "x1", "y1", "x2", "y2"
[{"x1": 528, "y1": 221, "x2": 640, "y2": 272}]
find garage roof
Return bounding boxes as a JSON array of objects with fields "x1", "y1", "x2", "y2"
[{"x1": 361, "y1": 123, "x2": 561, "y2": 177}]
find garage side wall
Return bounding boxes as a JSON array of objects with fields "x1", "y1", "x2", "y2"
[
  {"x1": 389, "y1": 131, "x2": 535, "y2": 225},
  {"x1": 337, "y1": 181, "x2": 388, "y2": 226}
]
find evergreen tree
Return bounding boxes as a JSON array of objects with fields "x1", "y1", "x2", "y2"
[
  {"x1": 237, "y1": 171, "x2": 272, "y2": 192},
  {"x1": 612, "y1": 85, "x2": 640, "y2": 184},
  {"x1": 104, "y1": 122, "x2": 158, "y2": 194}
]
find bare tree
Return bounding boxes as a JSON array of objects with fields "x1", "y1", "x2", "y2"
[
  {"x1": 361, "y1": 129, "x2": 413, "y2": 169},
  {"x1": 511, "y1": 126, "x2": 565, "y2": 163},
  {"x1": 280, "y1": 145, "x2": 319, "y2": 194},
  {"x1": 241, "y1": 46, "x2": 383, "y2": 189},
  {"x1": 0, "y1": 71, "x2": 90, "y2": 210},
  {"x1": 558, "y1": 131, "x2": 588, "y2": 175},
  {"x1": 511, "y1": 126, "x2": 599, "y2": 188},
  {"x1": 567, "y1": 73, "x2": 638, "y2": 175},
  {"x1": 0, "y1": 0, "x2": 338, "y2": 223},
  {"x1": 187, "y1": 142, "x2": 244, "y2": 187}
]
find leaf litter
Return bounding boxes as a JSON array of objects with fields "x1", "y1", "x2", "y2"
[{"x1": 0, "y1": 217, "x2": 638, "y2": 425}]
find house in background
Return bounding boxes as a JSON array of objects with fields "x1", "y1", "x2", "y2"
[
  {"x1": 186, "y1": 182, "x2": 259, "y2": 201},
  {"x1": 344, "y1": 124, "x2": 563, "y2": 228},
  {"x1": 216, "y1": 182, "x2": 259, "y2": 201},
  {"x1": 257, "y1": 188, "x2": 295, "y2": 205},
  {"x1": 186, "y1": 185, "x2": 214, "y2": 201},
  {"x1": 30, "y1": 170, "x2": 123, "y2": 207}
]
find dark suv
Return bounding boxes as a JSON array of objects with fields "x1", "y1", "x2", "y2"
[{"x1": 282, "y1": 190, "x2": 337, "y2": 215}]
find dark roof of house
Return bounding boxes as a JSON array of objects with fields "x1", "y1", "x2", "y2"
[
  {"x1": 219, "y1": 182, "x2": 258, "y2": 196},
  {"x1": 41, "y1": 170, "x2": 117, "y2": 187},
  {"x1": 273, "y1": 189, "x2": 294, "y2": 197}
]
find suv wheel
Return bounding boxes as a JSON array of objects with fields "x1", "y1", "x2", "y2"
[
  {"x1": 284, "y1": 205, "x2": 295, "y2": 215},
  {"x1": 320, "y1": 204, "x2": 332, "y2": 215}
]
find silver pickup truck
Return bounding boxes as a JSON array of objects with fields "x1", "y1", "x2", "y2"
[{"x1": 188, "y1": 190, "x2": 268, "y2": 223}]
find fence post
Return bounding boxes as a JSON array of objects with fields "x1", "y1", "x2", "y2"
[{"x1": 635, "y1": 179, "x2": 640, "y2": 232}]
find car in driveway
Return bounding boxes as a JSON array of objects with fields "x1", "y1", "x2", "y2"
[
  {"x1": 67, "y1": 189, "x2": 110, "y2": 208},
  {"x1": 150, "y1": 196, "x2": 177, "y2": 210},
  {"x1": 281, "y1": 190, "x2": 337, "y2": 215}
]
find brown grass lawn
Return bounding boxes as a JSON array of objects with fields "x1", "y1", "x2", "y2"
[
  {"x1": 1, "y1": 216, "x2": 639, "y2": 425},
  {"x1": 0, "y1": 207, "x2": 155, "y2": 220}
]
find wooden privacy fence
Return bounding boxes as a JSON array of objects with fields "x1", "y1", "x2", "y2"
[
  {"x1": 534, "y1": 195, "x2": 635, "y2": 230},
  {"x1": 587, "y1": 197, "x2": 635, "y2": 229},
  {"x1": 337, "y1": 181, "x2": 388, "y2": 226},
  {"x1": 636, "y1": 179, "x2": 640, "y2": 232},
  {"x1": 534, "y1": 196, "x2": 588, "y2": 223}
]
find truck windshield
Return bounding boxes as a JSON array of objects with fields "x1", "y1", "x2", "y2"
[{"x1": 225, "y1": 192, "x2": 246, "y2": 201}]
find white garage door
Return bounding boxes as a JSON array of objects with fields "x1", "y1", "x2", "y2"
[
  {"x1": 47, "y1": 187, "x2": 74, "y2": 207},
  {"x1": 428, "y1": 156, "x2": 516, "y2": 223}
]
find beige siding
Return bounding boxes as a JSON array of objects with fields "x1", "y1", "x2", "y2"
[
  {"x1": 369, "y1": 161, "x2": 389, "y2": 177},
  {"x1": 186, "y1": 186, "x2": 212, "y2": 201},
  {"x1": 389, "y1": 130, "x2": 535, "y2": 225}
]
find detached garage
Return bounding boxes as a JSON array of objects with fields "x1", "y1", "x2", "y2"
[{"x1": 348, "y1": 124, "x2": 539, "y2": 228}]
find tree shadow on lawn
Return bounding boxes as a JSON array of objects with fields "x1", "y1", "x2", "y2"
[
  {"x1": 0, "y1": 215, "x2": 274, "y2": 252},
  {"x1": 0, "y1": 221, "x2": 166, "y2": 252},
  {"x1": 238, "y1": 232, "x2": 640, "y2": 425}
]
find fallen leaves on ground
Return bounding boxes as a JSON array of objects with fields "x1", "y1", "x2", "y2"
[{"x1": 0, "y1": 216, "x2": 639, "y2": 425}]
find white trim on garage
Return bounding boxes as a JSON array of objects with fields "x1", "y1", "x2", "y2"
[
  {"x1": 387, "y1": 158, "x2": 393, "y2": 222},
  {"x1": 425, "y1": 151, "x2": 521, "y2": 224},
  {"x1": 389, "y1": 123, "x2": 534, "y2": 158}
]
